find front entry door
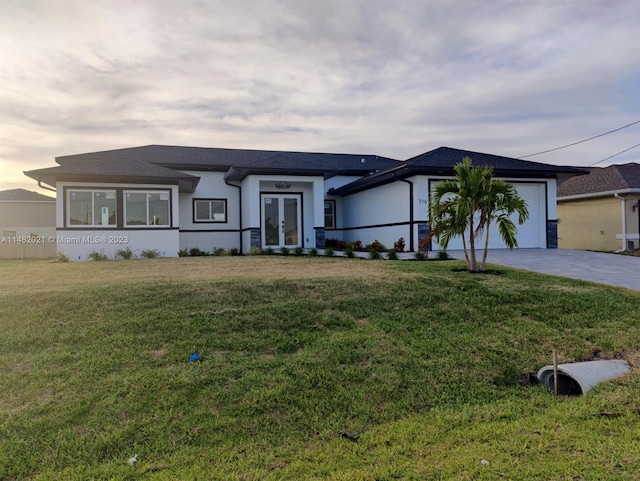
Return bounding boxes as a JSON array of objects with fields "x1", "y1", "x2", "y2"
[{"x1": 261, "y1": 194, "x2": 301, "y2": 248}]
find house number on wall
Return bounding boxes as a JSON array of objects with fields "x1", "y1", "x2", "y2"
[{"x1": 275, "y1": 182, "x2": 291, "y2": 189}]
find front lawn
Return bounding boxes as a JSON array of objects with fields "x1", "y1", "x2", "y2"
[{"x1": 1, "y1": 257, "x2": 639, "y2": 480}]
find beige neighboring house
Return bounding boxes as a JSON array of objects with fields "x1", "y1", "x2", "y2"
[
  {"x1": 557, "y1": 163, "x2": 640, "y2": 252},
  {"x1": 0, "y1": 188, "x2": 56, "y2": 258}
]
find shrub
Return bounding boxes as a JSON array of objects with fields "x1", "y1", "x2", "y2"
[
  {"x1": 365, "y1": 239, "x2": 386, "y2": 252},
  {"x1": 56, "y1": 251, "x2": 69, "y2": 262},
  {"x1": 351, "y1": 239, "x2": 363, "y2": 251},
  {"x1": 294, "y1": 246, "x2": 304, "y2": 256},
  {"x1": 437, "y1": 250, "x2": 450, "y2": 260},
  {"x1": 189, "y1": 247, "x2": 208, "y2": 256},
  {"x1": 345, "y1": 247, "x2": 355, "y2": 258},
  {"x1": 393, "y1": 237, "x2": 406, "y2": 252},
  {"x1": 308, "y1": 248, "x2": 318, "y2": 257},
  {"x1": 414, "y1": 251, "x2": 427, "y2": 261},
  {"x1": 227, "y1": 247, "x2": 240, "y2": 256},
  {"x1": 212, "y1": 247, "x2": 227, "y2": 256},
  {"x1": 248, "y1": 246, "x2": 261, "y2": 256},
  {"x1": 324, "y1": 247, "x2": 334, "y2": 257},
  {"x1": 387, "y1": 248, "x2": 398, "y2": 260},
  {"x1": 325, "y1": 238, "x2": 348, "y2": 250},
  {"x1": 88, "y1": 250, "x2": 108, "y2": 261},
  {"x1": 280, "y1": 246, "x2": 290, "y2": 256},
  {"x1": 178, "y1": 249, "x2": 189, "y2": 257},
  {"x1": 115, "y1": 247, "x2": 134, "y2": 260},
  {"x1": 368, "y1": 249, "x2": 382, "y2": 260},
  {"x1": 265, "y1": 247, "x2": 275, "y2": 255},
  {"x1": 141, "y1": 249, "x2": 161, "y2": 259}
]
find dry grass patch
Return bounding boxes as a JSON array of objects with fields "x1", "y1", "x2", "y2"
[{"x1": 0, "y1": 257, "x2": 395, "y2": 292}]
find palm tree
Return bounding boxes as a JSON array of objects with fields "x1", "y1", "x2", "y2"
[{"x1": 428, "y1": 157, "x2": 529, "y2": 272}]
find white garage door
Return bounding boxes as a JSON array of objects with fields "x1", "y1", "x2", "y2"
[{"x1": 432, "y1": 182, "x2": 546, "y2": 251}]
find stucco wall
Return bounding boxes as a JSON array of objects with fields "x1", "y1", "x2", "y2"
[
  {"x1": 339, "y1": 181, "x2": 410, "y2": 248},
  {"x1": 0, "y1": 201, "x2": 56, "y2": 231},
  {"x1": 558, "y1": 195, "x2": 640, "y2": 251}
]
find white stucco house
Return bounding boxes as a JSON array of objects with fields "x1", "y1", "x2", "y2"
[{"x1": 24, "y1": 145, "x2": 583, "y2": 260}]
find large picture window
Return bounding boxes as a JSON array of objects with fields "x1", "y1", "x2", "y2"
[
  {"x1": 125, "y1": 191, "x2": 170, "y2": 226},
  {"x1": 324, "y1": 200, "x2": 336, "y2": 229},
  {"x1": 68, "y1": 190, "x2": 117, "y2": 226},
  {"x1": 194, "y1": 199, "x2": 227, "y2": 223}
]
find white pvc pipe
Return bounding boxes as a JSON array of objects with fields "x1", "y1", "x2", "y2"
[{"x1": 537, "y1": 360, "x2": 630, "y2": 395}]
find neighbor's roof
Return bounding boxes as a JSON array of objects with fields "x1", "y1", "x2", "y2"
[
  {"x1": 0, "y1": 188, "x2": 55, "y2": 201},
  {"x1": 557, "y1": 162, "x2": 640, "y2": 198},
  {"x1": 330, "y1": 146, "x2": 586, "y2": 196}
]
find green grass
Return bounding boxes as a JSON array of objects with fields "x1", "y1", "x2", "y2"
[{"x1": 1, "y1": 257, "x2": 639, "y2": 480}]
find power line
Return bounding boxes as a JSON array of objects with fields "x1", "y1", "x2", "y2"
[
  {"x1": 518, "y1": 119, "x2": 640, "y2": 159},
  {"x1": 587, "y1": 142, "x2": 640, "y2": 167}
]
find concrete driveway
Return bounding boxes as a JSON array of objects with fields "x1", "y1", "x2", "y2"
[{"x1": 447, "y1": 249, "x2": 640, "y2": 291}]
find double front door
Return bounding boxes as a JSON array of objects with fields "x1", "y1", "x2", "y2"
[{"x1": 261, "y1": 194, "x2": 301, "y2": 248}]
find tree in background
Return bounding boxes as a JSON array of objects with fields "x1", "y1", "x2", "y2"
[{"x1": 428, "y1": 157, "x2": 529, "y2": 272}]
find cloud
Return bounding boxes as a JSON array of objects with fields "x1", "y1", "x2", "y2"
[{"x1": 1, "y1": 0, "x2": 639, "y2": 193}]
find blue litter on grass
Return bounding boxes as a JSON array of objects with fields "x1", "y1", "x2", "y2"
[{"x1": 188, "y1": 352, "x2": 200, "y2": 362}]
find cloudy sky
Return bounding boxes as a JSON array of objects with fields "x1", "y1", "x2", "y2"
[{"x1": 1, "y1": 0, "x2": 639, "y2": 195}]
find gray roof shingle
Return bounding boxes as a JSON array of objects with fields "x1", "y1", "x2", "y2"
[
  {"x1": 25, "y1": 158, "x2": 201, "y2": 192},
  {"x1": 330, "y1": 146, "x2": 586, "y2": 196},
  {"x1": 557, "y1": 163, "x2": 640, "y2": 197},
  {"x1": 405, "y1": 146, "x2": 585, "y2": 174},
  {"x1": 55, "y1": 145, "x2": 399, "y2": 173}
]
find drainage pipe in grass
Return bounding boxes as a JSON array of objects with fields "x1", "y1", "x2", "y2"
[{"x1": 537, "y1": 360, "x2": 630, "y2": 395}]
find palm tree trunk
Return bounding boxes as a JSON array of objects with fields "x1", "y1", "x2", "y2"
[
  {"x1": 480, "y1": 223, "x2": 490, "y2": 271},
  {"x1": 468, "y1": 216, "x2": 477, "y2": 272},
  {"x1": 462, "y1": 234, "x2": 469, "y2": 268}
]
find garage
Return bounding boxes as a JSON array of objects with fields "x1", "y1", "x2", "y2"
[{"x1": 431, "y1": 182, "x2": 548, "y2": 251}]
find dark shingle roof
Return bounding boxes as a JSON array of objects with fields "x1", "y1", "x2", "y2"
[
  {"x1": 25, "y1": 158, "x2": 201, "y2": 193},
  {"x1": 405, "y1": 146, "x2": 585, "y2": 175},
  {"x1": 0, "y1": 188, "x2": 55, "y2": 201},
  {"x1": 330, "y1": 146, "x2": 586, "y2": 196},
  {"x1": 55, "y1": 145, "x2": 399, "y2": 174},
  {"x1": 557, "y1": 163, "x2": 640, "y2": 197}
]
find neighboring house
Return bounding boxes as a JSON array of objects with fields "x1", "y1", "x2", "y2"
[
  {"x1": 23, "y1": 145, "x2": 583, "y2": 260},
  {"x1": 557, "y1": 163, "x2": 640, "y2": 252},
  {"x1": 0, "y1": 188, "x2": 56, "y2": 258}
]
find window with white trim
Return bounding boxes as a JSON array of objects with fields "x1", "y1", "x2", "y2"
[
  {"x1": 125, "y1": 191, "x2": 170, "y2": 226},
  {"x1": 68, "y1": 190, "x2": 117, "y2": 226},
  {"x1": 194, "y1": 199, "x2": 227, "y2": 223},
  {"x1": 324, "y1": 200, "x2": 336, "y2": 229}
]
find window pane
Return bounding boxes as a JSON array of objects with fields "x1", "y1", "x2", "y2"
[
  {"x1": 324, "y1": 201, "x2": 335, "y2": 229},
  {"x1": 125, "y1": 193, "x2": 147, "y2": 225},
  {"x1": 69, "y1": 191, "x2": 92, "y2": 225},
  {"x1": 93, "y1": 191, "x2": 116, "y2": 226},
  {"x1": 211, "y1": 200, "x2": 225, "y2": 220},
  {"x1": 149, "y1": 193, "x2": 169, "y2": 226},
  {"x1": 211, "y1": 201, "x2": 224, "y2": 214},
  {"x1": 195, "y1": 200, "x2": 210, "y2": 221}
]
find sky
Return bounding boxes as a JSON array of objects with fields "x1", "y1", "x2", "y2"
[{"x1": 1, "y1": 0, "x2": 639, "y2": 196}]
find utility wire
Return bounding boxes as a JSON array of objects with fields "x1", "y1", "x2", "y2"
[
  {"x1": 587, "y1": 142, "x2": 640, "y2": 167},
  {"x1": 518, "y1": 119, "x2": 640, "y2": 159}
]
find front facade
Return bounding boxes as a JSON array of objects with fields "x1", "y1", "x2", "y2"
[
  {"x1": 24, "y1": 145, "x2": 583, "y2": 260},
  {"x1": 558, "y1": 163, "x2": 640, "y2": 252}
]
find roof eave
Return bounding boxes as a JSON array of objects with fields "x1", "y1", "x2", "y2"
[
  {"x1": 558, "y1": 188, "x2": 640, "y2": 201},
  {"x1": 23, "y1": 172, "x2": 200, "y2": 193}
]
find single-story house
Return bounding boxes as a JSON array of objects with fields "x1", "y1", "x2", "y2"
[
  {"x1": 24, "y1": 145, "x2": 584, "y2": 260},
  {"x1": 0, "y1": 188, "x2": 56, "y2": 258},
  {"x1": 558, "y1": 163, "x2": 640, "y2": 252}
]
